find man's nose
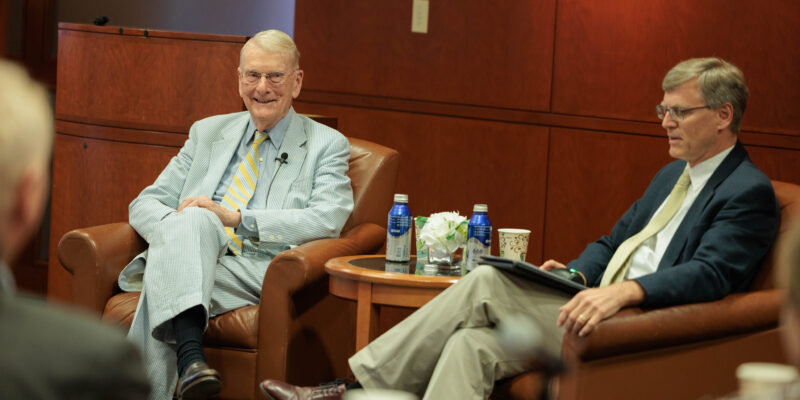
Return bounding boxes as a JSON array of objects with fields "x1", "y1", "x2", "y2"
[
  {"x1": 256, "y1": 76, "x2": 271, "y2": 91},
  {"x1": 661, "y1": 111, "x2": 677, "y2": 129}
]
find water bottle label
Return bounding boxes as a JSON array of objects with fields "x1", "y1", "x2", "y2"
[
  {"x1": 471, "y1": 225, "x2": 492, "y2": 246},
  {"x1": 388, "y1": 215, "x2": 411, "y2": 236},
  {"x1": 466, "y1": 223, "x2": 491, "y2": 271}
]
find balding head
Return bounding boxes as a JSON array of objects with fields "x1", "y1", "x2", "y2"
[{"x1": 240, "y1": 29, "x2": 300, "y2": 69}]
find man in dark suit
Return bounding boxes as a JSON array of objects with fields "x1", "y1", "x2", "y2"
[
  {"x1": 0, "y1": 60, "x2": 151, "y2": 399},
  {"x1": 260, "y1": 57, "x2": 779, "y2": 400}
]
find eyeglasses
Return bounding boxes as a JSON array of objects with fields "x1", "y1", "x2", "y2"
[
  {"x1": 656, "y1": 104, "x2": 711, "y2": 121},
  {"x1": 240, "y1": 70, "x2": 295, "y2": 86}
]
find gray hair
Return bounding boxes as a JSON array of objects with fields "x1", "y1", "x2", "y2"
[
  {"x1": 662, "y1": 57, "x2": 749, "y2": 133},
  {"x1": 240, "y1": 30, "x2": 300, "y2": 69},
  {"x1": 0, "y1": 60, "x2": 53, "y2": 212}
]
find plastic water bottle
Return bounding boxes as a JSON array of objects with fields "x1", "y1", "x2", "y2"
[
  {"x1": 386, "y1": 194, "x2": 412, "y2": 262},
  {"x1": 464, "y1": 204, "x2": 492, "y2": 272}
]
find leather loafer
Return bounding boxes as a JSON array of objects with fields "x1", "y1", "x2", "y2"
[
  {"x1": 259, "y1": 379, "x2": 346, "y2": 400},
  {"x1": 177, "y1": 361, "x2": 221, "y2": 400}
]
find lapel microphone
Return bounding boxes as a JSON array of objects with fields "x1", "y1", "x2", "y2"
[
  {"x1": 265, "y1": 152, "x2": 289, "y2": 203},
  {"x1": 275, "y1": 152, "x2": 288, "y2": 165}
]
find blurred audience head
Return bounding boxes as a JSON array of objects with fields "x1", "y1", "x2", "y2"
[
  {"x1": 662, "y1": 57, "x2": 749, "y2": 133},
  {"x1": 778, "y1": 220, "x2": 800, "y2": 369},
  {"x1": 0, "y1": 60, "x2": 53, "y2": 262}
]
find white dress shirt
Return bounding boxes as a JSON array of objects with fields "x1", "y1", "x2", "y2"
[{"x1": 625, "y1": 145, "x2": 735, "y2": 280}]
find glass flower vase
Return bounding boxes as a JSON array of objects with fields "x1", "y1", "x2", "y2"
[{"x1": 427, "y1": 247, "x2": 456, "y2": 266}]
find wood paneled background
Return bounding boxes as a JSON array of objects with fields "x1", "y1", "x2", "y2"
[
  {"x1": 45, "y1": 2, "x2": 800, "y2": 300},
  {"x1": 291, "y1": 0, "x2": 800, "y2": 267}
]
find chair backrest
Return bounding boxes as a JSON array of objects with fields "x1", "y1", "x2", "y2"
[
  {"x1": 749, "y1": 180, "x2": 800, "y2": 290},
  {"x1": 341, "y1": 137, "x2": 400, "y2": 233}
]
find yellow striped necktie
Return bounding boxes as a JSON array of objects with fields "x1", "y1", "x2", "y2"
[
  {"x1": 220, "y1": 130, "x2": 269, "y2": 255},
  {"x1": 599, "y1": 168, "x2": 691, "y2": 286}
]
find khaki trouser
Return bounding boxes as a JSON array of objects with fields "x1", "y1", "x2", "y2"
[{"x1": 349, "y1": 265, "x2": 571, "y2": 400}]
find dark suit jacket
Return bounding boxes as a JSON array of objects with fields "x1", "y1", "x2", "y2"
[
  {"x1": 0, "y1": 288, "x2": 150, "y2": 399},
  {"x1": 568, "y1": 142, "x2": 779, "y2": 309}
]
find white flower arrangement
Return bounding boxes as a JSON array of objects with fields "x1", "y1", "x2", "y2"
[{"x1": 419, "y1": 211, "x2": 468, "y2": 253}]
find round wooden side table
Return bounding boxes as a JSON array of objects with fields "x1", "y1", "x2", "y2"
[{"x1": 324, "y1": 255, "x2": 462, "y2": 351}]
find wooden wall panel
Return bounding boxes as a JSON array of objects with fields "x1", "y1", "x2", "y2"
[
  {"x1": 295, "y1": 0, "x2": 800, "y2": 271},
  {"x1": 294, "y1": 0, "x2": 557, "y2": 111},
  {"x1": 48, "y1": 131, "x2": 179, "y2": 300},
  {"x1": 543, "y1": 130, "x2": 672, "y2": 263},
  {"x1": 552, "y1": 0, "x2": 800, "y2": 135},
  {"x1": 747, "y1": 145, "x2": 800, "y2": 184},
  {"x1": 294, "y1": 101, "x2": 549, "y2": 263},
  {"x1": 55, "y1": 24, "x2": 245, "y2": 133}
]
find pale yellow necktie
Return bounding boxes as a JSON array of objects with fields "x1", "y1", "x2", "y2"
[
  {"x1": 220, "y1": 130, "x2": 269, "y2": 255},
  {"x1": 599, "y1": 168, "x2": 691, "y2": 286}
]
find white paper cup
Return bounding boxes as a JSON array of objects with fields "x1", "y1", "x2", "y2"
[
  {"x1": 736, "y1": 362, "x2": 798, "y2": 397},
  {"x1": 498, "y1": 228, "x2": 531, "y2": 261}
]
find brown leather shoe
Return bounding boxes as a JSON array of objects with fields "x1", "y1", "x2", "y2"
[
  {"x1": 177, "y1": 361, "x2": 221, "y2": 400},
  {"x1": 259, "y1": 379, "x2": 347, "y2": 400}
]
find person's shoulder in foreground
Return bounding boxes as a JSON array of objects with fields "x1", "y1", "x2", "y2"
[{"x1": 0, "y1": 292, "x2": 151, "y2": 399}]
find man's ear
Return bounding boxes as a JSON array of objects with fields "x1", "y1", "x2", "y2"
[
  {"x1": 717, "y1": 103, "x2": 734, "y2": 132},
  {"x1": 292, "y1": 69, "x2": 304, "y2": 99},
  {"x1": 6, "y1": 165, "x2": 48, "y2": 258}
]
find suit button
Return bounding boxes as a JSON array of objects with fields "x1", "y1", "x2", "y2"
[
  {"x1": 277, "y1": 235, "x2": 283, "y2": 240},
  {"x1": 269, "y1": 235, "x2": 275, "y2": 240}
]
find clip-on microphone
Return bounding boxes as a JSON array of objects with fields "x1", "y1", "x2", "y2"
[{"x1": 275, "y1": 152, "x2": 288, "y2": 165}]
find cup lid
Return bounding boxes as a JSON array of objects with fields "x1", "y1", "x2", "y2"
[
  {"x1": 498, "y1": 228, "x2": 531, "y2": 234},
  {"x1": 736, "y1": 362, "x2": 799, "y2": 383}
]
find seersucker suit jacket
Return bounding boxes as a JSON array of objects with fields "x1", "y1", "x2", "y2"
[
  {"x1": 568, "y1": 141, "x2": 780, "y2": 309},
  {"x1": 119, "y1": 109, "x2": 354, "y2": 290}
]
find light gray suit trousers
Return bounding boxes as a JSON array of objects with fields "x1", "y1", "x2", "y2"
[
  {"x1": 127, "y1": 207, "x2": 268, "y2": 399},
  {"x1": 349, "y1": 266, "x2": 570, "y2": 400}
]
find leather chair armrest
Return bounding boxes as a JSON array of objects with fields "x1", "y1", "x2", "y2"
[
  {"x1": 255, "y1": 222, "x2": 385, "y2": 383},
  {"x1": 259, "y1": 222, "x2": 386, "y2": 296},
  {"x1": 57, "y1": 222, "x2": 146, "y2": 314},
  {"x1": 562, "y1": 289, "x2": 783, "y2": 361}
]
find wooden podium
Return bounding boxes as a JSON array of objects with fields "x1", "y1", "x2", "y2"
[{"x1": 49, "y1": 23, "x2": 247, "y2": 301}]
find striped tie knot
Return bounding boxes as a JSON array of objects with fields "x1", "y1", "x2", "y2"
[{"x1": 254, "y1": 130, "x2": 269, "y2": 146}]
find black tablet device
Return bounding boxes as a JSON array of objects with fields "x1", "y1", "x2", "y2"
[{"x1": 480, "y1": 255, "x2": 587, "y2": 295}]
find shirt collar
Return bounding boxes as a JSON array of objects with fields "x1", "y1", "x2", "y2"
[
  {"x1": 246, "y1": 108, "x2": 294, "y2": 151},
  {"x1": 687, "y1": 144, "x2": 736, "y2": 190}
]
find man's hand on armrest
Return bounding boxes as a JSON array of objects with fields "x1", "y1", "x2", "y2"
[{"x1": 557, "y1": 280, "x2": 646, "y2": 338}]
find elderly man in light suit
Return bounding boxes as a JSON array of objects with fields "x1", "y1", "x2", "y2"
[{"x1": 119, "y1": 30, "x2": 354, "y2": 400}]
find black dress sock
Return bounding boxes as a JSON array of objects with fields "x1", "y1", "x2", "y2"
[
  {"x1": 174, "y1": 305, "x2": 207, "y2": 377},
  {"x1": 346, "y1": 381, "x2": 362, "y2": 390}
]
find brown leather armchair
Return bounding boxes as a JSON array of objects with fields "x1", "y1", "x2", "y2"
[
  {"x1": 58, "y1": 137, "x2": 399, "y2": 400},
  {"x1": 493, "y1": 180, "x2": 800, "y2": 400}
]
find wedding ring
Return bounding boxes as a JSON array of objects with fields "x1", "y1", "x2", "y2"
[{"x1": 577, "y1": 314, "x2": 588, "y2": 324}]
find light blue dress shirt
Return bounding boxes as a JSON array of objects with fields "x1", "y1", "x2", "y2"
[{"x1": 211, "y1": 109, "x2": 293, "y2": 237}]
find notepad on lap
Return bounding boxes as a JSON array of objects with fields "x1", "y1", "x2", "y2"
[{"x1": 480, "y1": 255, "x2": 587, "y2": 295}]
